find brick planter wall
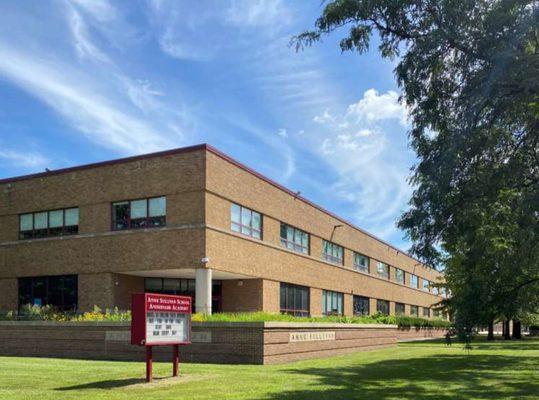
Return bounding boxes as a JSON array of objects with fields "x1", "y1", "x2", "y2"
[{"x1": 0, "y1": 321, "x2": 445, "y2": 364}]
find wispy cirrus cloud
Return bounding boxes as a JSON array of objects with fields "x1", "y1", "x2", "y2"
[
  {"x1": 0, "y1": 149, "x2": 50, "y2": 170},
  {"x1": 0, "y1": 0, "x2": 192, "y2": 156}
]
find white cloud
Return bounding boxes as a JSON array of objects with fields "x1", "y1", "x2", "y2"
[
  {"x1": 225, "y1": 0, "x2": 291, "y2": 27},
  {"x1": 347, "y1": 88, "x2": 408, "y2": 126},
  {"x1": 66, "y1": 3, "x2": 110, "y2": 63},
  {"x1": 306, "y1": 88, "x2": 413, "y2": 239},
  {"x1": 0, "y1": 149, "x2": 50, "y2": 169},
  {"x1": 277, "y1": 128, "x2": 288, "y2": 138}
]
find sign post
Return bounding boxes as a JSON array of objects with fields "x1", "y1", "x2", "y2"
[{"x1": 131, "y1": 293, "x2": 192, "y2": 382}]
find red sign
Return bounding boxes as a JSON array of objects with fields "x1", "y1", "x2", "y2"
[{"x1": 131, "y1": 293, "x2": 192, "y2": 346}]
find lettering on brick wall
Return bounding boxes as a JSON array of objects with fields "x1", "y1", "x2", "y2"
[
  {"x1": 191, "y1": 331, "x2": 212, "y2": 343},
  {"x1": 289, "y1": 331, "x2": 336, "y2": 342},
  {"x1": 105, "y1": 331, "x2": 130, "y2": 341}
]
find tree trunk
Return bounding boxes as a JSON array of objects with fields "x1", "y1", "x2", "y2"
[
  {"x1": 512, "y1": 320, "x2": 522, "y2": 339},
  {"x1": 487, "y1": 321, "x2": 494, "y2": 340},
  {"x1": 503, "y1": 320, "x2": 511, "y2": 340}
]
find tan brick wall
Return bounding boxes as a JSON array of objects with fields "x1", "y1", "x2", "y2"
[
  {"x1": 344, "y1": 293, "x2": 353, "y2": 317},
  {"x1": 0, "y1": 278, "x2": 17, "y2": 312},
  {"x1": 113, "y1": 274, "x2": 144, "y2": 311},
  {"x1": 78, "y1": 273, "x2": 115, "y2": 311},
  {"x1": 221, "y1": 279, "x2": 263, "y2": 312},
  {"x1": 310, "y1": 288, "x2": 322, "y2": 317},
  {"x1": 262, "y1": 279, "x2": 280, "y2": 313}
]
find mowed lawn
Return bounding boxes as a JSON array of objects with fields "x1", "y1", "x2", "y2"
[{"x1": 1, "y1": 338, "x2": 537, "y2": 400}]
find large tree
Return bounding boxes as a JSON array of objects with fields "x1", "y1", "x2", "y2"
[{"x1": 294, "y1": 0, "x2": 539, "y2": 334}]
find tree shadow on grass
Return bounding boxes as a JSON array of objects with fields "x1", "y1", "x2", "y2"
[{"x1": 264, "y1": 353, "x2": 539, "y2": 400}]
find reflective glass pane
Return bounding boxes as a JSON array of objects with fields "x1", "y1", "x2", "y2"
[
  {"x1": 49, "y1": 210, "x2": 63, "y2": 228},
  {"x1": 241, "y1": 207, "x2": 251, "y2": 226},
  {"x1": 149, "y1": 197, "x2": 166, "y2": 217},
  {"x1": 34, "y1": 212, "x2": 48, "y2": 229},
  {"x1": 252, "y1": 211, "x2": 261, "y2": 230},
  {"x1": 20, "y1": 214, "x2": 33, "y2": 231},
  {"x1": 231, "y1": 204, "x2": 241, "y2": 223},
  {"x1": 131, "y1": 200, "x2": 147, "y2": 219}
]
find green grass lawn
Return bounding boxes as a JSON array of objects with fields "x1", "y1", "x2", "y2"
[{"x1": 1, "y1": 337, "x2": 537, "y2": 400}]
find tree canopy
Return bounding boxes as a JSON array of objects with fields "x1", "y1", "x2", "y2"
[{"x1": 294, "y1": 0, "x2": 538, "y2": 332}]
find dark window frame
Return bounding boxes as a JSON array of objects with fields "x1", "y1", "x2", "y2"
[
  {"x1": 322, "y1": 290, "x2": 344, "y2": 316},
  {"x1": 423, "y1": 307, "x2": 430, "y2": 318},
  {"x1": 19, "y1": 207, "x2": 79, "y2": 240},
  {"x1": 111, "y1": 196, "x2": 166, "y2": 231},
  {"x1": 230, "y1": 203, "x2": 263, "y2": 239},
  {"x1": 410, "y1": 274, "x2": 419, "y2": 289},
  {"x1": 376, "y1": 299, "x2": 390, "y2": 315},
  {"x1": 353, "y1": 295, "x2": 370, "y2": 316},
  {"x1": 410, "y1": 305, "x2": 419, "y2": 316},
  {"x1": 322, "y1": 240, "x2": 344, "y2": 265},
  {"x1": 18, "y1": 274, "x2": 78, "y2": 312},
  {"x1": 395, "y1": 302, "x2": 405, "y2": 315},
  {"x1": 395, "y1": 268, "x2": 405, "y2": 284},
  {"x1": 280, "y1": 223, "x2": 310, "y2": 255},
  {"x1": 376, "y1": 262, "x2": 390, "y2": 280},
  {"x1": 353, "y1": 252, "x2": 370, "y2": 273},
  {"x1": 280, "y1": 283, "x2": 310, "y2": 317}
]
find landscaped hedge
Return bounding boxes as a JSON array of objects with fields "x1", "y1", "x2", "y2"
[{"x1": 0, "y1": 306, "x2": 451, "y2": 329}]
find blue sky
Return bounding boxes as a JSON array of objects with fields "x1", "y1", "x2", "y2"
[{"x1": 0, "y1": 0, "x2": 416, "y2": 251}]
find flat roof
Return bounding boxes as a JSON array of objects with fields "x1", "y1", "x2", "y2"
[{"x1": 0, "y1": 143, "x2": 434, "y2": 270}]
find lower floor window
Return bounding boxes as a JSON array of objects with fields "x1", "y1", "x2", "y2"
[
  {"x1": 423, "y1": 307, "x2": 430, "y2": 318},
  {"x1": 353, "y1": 295, "x2": 370, "y2": 316},
  {"x1": 18, "y1": 275, "x2": 77, "y2": 311},
  {"x1": 410, "y1": 305, "x2": 419, "y2": 316},
  {"x1": 145, "y1": 278, "x2": 222, "y2": 313},
  {"x1": 280, "y1": 283, "x2": 309, "y2": 317},
  {"x1": 395, "y1": 302, "x2": 405, "y2": 315},
  {"x1": 322, "y1": 290, "x2": 343, "y2": 315},
  {"x1": 376, "y1": 299, "x2": 390, "y2": 315}
]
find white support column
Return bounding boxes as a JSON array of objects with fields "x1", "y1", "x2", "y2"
[{"x1": 195, "y1": 268, "x2": 212, "y2": 314}]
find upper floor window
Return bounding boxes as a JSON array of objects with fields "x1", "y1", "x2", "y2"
[
  {"x1": 322, "y1": 240, "x2": 344, "y2": 265},
  {"x1": 395, "y1": 302, "x2": 405, "y2": 315},
  {"x1": 322, "y1": 290, "x2": 343, "y2": 315},
  {"x1": 353, "y1": 252, "x2": 369, "y2": 273},
  {"x1": 353, "y1": 295, "x2": 370, "y2": 316},
  {"x1": 410, "y1": 274, "x2": 419, "y2": 289},
  {"x1": 432, "y1": 286, "x2": 439, "y2": 295},
  {"x1": 422, "y1": 279, "x2": 430, "y2": 292},
  {"x1": 395, "y1": 268, "x2": 405, "y2": 284},
  {"x1": 376, "y1": 262, "x2": 390, "y2": 280},
  {"x1": 376, "y1": 299, "x2": 390, "y2": 315},
  {"x1": 19, "y1": 208, "x2": 79, "y2": 240},
  {"x1": 280, "y1": 223, "x2": 309, "y2": 254},
  {"x1": 231, "y1": 203, "x2": 262, "y2": 239},
  {"x1": 410, "y1": 305, "x2": 419, "y2": 316},
  {"x1": 112, "y1": 196, "x2": 166, "y2": 231}
]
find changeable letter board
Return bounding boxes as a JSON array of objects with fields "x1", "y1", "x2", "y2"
[{"x1": 131, "y1": 293, "x2": 191, "y2": 346}]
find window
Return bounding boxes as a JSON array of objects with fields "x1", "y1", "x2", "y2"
[
  {"x1": 112, "y1": 196, "x2": 166, "y2": 230},
  {"x1": 18, "y1": 275, "x2": 77, "y2": 311},
  {"x1": 280, "y1": 224, "x2": 309, "y2": 254},
  {"x1": 433, "y1": 309, "x2": 441, "y2": 318},
  {"x1": 280, "y1": 283, "x2": 310, "y2": 317},
  {"x1": 230, "y1": 203, "x2": 262, "y2": 239},
  {"x1": 410, "y1": 274, "x2": 419, "y2": 289},
  {"x1": 410, "y1": 305, "x2": 419, "y2": 316},
  {"x1": 395, "y1": 302, "x2": 405, "y2": 315},
  {"x1": 353, "y1": 253, "x2": 369, "y2": 273},
  {"x1": 19, "y1": 208, "x2": 79, "y2": 240},
  {"x1": 145, "y1": 278, "x2": 223, "y2": 313},
  {"x1": 432, "y1": 286, "x2": 439, "y2": 295},
  {"x1": 322, "y1": 290, "x2": 343, "y2": 315},
  {"x1": 376, "y1": 262, "x2": 389, "y2": 279},
  {"x1": 422, "y1": 279, "x2": 430, "y2": 292},
  {"x1": 322, "y1": 240, "x2": 344, "y2": 265},
  {"x1": 353, "y1": 296, "x2": 370, "y2": 316},
  {"x1": 423, "y1": 307, "x2": 430, "y2": 318},
  {"x1": 395, "y1": 268, "x2": 405, "y2": 284},
  {"x1": 440, "y1": 288, "x2": 447, "y2": 298},
  {"x1": 376, "y1": 299, "x2": 390, "y2": 315}
]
